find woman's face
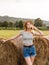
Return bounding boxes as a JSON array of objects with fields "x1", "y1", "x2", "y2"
[{"x1": 26, "y1": 22, "x2": 31, "y2": 29}]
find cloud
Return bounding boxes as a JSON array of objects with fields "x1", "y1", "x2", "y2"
[{"x1": 0, "y1": 0, "x2": 49, "y2": 20}]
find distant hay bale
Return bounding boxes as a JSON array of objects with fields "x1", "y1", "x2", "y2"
[{"x1": 0, "y1": 36, "x2": 49, "y2": 65}]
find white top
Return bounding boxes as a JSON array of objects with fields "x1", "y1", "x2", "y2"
[
  {"x1": 20, "y1": 30, "x2": 36, "y2": 46},
  {"x1": 20, "y1": 30, "x2": 44, "y2": 46}
]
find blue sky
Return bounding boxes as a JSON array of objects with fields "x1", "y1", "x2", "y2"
[{"x1": 0, "y1": 0, "x2": 49, "y2": 21}]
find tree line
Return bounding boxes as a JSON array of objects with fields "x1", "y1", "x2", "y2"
[
  {"x1": 0, "y1": 20, "x2": 23, "y2": 28},
  {"x1": 0, "y1": 18, "x2": 46, "y2": 29}
]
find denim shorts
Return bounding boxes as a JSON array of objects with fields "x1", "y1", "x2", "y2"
[{"x1": 22, "y1": 45, "x2": 37, "y2": 57}]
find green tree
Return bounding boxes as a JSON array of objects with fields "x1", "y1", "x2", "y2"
[
  {"x1": 14, "y1": 21, "x2": 19, "y2": 27},
  {"x1": 0, "y1": 21, "x2": 2, "y2": 27},
  {"x1": 8, "y1": 22, "x2": 14, "y2": 27},
  {"x1": 34, "y1": 18, "x2": 43, "y2": 27},
  {"x1": 19, "y1": 20, "x2": 23, "y2": 28},
  {"x1": 2, "y1": 21, "x2": 8, "y2": 27}
]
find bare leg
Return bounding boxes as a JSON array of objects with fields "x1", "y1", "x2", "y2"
[
  {"x1": 24, "y1": 56, "x2": 32, "y2": 65},
  {"x1": 30, "y1": 56, "x2": 35, "y2": 65}
]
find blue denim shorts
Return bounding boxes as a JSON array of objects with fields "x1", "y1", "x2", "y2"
[{"x1": 22, "y1": 45, "x2": 37, "y2": 57}]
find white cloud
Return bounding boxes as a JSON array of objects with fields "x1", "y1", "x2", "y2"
[{"x1": 0, "y1": 0, "x2": 49, "y2": 21}]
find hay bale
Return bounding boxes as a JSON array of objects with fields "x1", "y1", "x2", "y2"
[
  {"x1": 0, "y1": 39, "x2": 18, "y2": 65},
  {"x1": 44, "y1": 37, "x2": 49, "y2": 62},
  {"x1": 0, "y1": 36, "x2": 49, "y2": 65},
  {"x1": 33, "y1": 36, "x2": 49, "y2": 65}
]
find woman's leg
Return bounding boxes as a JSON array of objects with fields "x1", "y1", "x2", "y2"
[
  {"x1": 24, "y1": 56, "x2": 32, "y2": 65},
  {"x1": 30, "y1": 56, "x2": 35, "y2": 65},
  {"x1": 30, "y1": 45, "x2": 36, "y2": 64}
]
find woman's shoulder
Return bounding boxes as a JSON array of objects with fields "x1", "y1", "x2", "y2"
[
  {"x1": 21, "y1": 30, "x2": 24, "y2": 32},
  {"x1": 20, "y1": 30, "x2": 24, "y2": 34}
]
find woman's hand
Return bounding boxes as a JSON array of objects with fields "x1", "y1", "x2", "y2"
[
  {"x1": 2, "y1": 39, "x2": 6, "y2": 43},
  {"x1": 30, "y1": 24, "x2": 44, "y2": 36},
  {"x1": 30, "y1": 24, "x2": 35, "y2": 29},
  {"x1": 2, "y1": 39, "x2": 11, "y2": 43},
  {"x1": 30, "y1": 25, "x2": 46, "y2": 37}
]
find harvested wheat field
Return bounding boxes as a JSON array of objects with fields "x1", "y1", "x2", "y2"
[{"x1": 0, "y1": 36, "x2": 49, "y2": 65}]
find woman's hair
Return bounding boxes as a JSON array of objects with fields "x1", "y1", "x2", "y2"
[{"x1": 23, "y1": 20, "x2": 34, "y2": 31}]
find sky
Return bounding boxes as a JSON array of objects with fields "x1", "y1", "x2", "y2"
[{"x1": 0, "y1": 0, "x2": 49, "y2": 21}]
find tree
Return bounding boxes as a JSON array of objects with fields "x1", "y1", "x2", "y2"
[
  {"x1": 0, "y1": 21, "x2": 2, "y2": 27},
  {"x1": 2, "y1": 21, "x2": 8, "y2": 27},
  {"x1": 34, "y1": 18, "x2": 43, "y2": 27},
  {"x1": 14, "y1": 21, "x2": 19, "y2": 27},
  {"x1": 8, "y1": 22, "x2": 14, "y2": 27},
  {"x1": 19, "y1": 20, "x2": 23, "y2": 28}
]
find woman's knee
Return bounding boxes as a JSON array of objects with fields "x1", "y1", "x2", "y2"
[
  {"x1": 24, "y1": 56, "x2": 32, "y2": 65},
  {"x1": 30, "y1": 56, "x2": 35, "y2": 63}
]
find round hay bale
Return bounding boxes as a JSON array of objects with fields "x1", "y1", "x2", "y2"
[
  {"x1": 33, "y1": 36, "x2": 49, "y2": 65},
  {"x1": 44, "y1": 38, "x2": 49, "y2": 62},
  {"x1": 0, "y1": 39, "x2": 18, "y2": 65}
]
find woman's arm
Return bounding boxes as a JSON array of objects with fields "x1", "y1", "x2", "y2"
[
  {"x1": 33, "y1": 26, "x2": 45, "y2": 36},
  {"x1": 8, "y1": 34, "x2": 21, "y2": 40},
  {"x1": 30, "y1": 24, "x2": 46, "y2": 38},
  {"x1": 3, "y1": 33, "x2": 22, "y2": 43}
]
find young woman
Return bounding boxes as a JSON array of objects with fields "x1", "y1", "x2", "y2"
[{"x1": 3, "y1": 20, "x2": 45, "y2": 65}]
